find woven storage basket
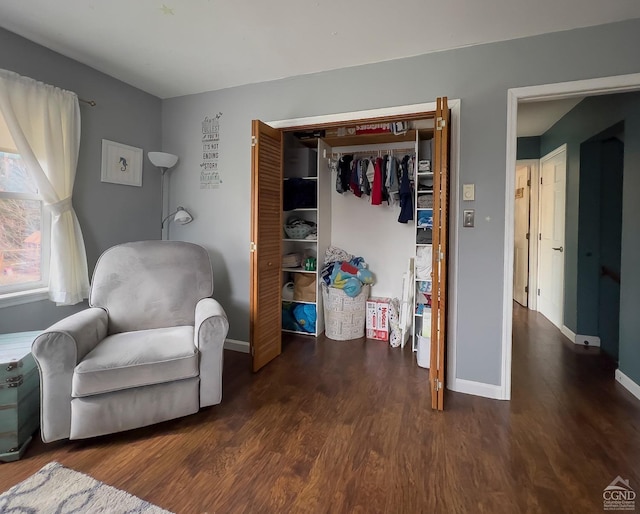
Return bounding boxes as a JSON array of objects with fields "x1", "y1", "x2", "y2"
[{"x1": 322, "y1": 284, "x2": 369, "y2": 341}]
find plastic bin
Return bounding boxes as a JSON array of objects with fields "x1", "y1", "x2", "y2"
[{"x1": 416, "y1": 335, "x2": 431, "y2": 368}]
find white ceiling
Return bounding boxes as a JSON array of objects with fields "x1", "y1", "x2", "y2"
[
  {"x1": 1, "y1": 1, "x2": 640, "y2": 99},
  {"x1": 517, "y1": 98, "x2": 584, "y2": 137}
]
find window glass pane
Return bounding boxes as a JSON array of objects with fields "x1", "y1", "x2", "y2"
[
  {"x1": 0, "y1": 151, "x2": 37, "y2": 194},
  {"x1": 0, "y1": 198, "x2": 42, "y2": 287}
]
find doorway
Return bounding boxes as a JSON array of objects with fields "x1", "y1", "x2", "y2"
[
  {"x1": 250, "y1": 99, "x2": 460, "y2": 411},
  {"x1": 503, "y1": 74, "x2": 640, "y2": 400}
]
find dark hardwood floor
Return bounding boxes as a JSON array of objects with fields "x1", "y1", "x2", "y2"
[{"x1": 1, "y1": 305, "x2": 639, "y2": 513}]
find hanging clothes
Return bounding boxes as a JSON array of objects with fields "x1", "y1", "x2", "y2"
[
  {"x1": 336, "y1": 155, "x2": 353, "y2": 194},
  {"x1": 398, "y1": 155, "x2": 413, "y2": 223},
  {"x1": 350, "y1": 158, "x2": 362, "y2": 197},
  {"x1": 371, "y1": 157, "x2": 384, "y2": 205},
  {"x1": 360, "y1": 159, "x2": 371, "y2": 196}
]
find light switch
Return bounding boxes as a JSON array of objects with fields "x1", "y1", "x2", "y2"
[
  {"x1": 463, "y1": 209, "x2": 475, "y2": 228},
  {"x1": 463, "y1": 184, "x2": 475, "y2": 201}
]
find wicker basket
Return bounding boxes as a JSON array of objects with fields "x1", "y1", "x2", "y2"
[{"x1": 322, "y1": 284, "x2": 369, "y2": 341}]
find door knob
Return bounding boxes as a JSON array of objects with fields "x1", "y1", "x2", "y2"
[{"x1": 552, "y1": 246, "x2": 564, "y2": 252}]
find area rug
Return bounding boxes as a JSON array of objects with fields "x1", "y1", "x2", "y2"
[{"x1": 0, "y1": 462, "x2": 173, "y2": 513}]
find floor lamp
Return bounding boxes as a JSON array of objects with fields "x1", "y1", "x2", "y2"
[{"x1": 148, "y1": 152, "x2": 193, "y2": 238}]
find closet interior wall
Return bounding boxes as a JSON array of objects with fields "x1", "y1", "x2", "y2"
[{"x1": 330, "y1": 142, "x2": 417, "y2": 301}]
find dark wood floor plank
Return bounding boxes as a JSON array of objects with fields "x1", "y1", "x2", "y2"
[{"x1": 1, "y1": 305, "x2": 639, "y2": 513}]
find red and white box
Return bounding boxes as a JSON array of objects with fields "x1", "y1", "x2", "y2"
[{"x1": 366, "y1": 297, "x2": 391, "y2": 341}]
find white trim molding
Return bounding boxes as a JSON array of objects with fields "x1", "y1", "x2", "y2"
[
  {"x1": 449, "y1": 378, "x2": 505, "y2": 400},
  {"x1": 0, "y1": 287, "x2": 49, "y2": 309},
  {"x1": 561, "y1": 325, "x2": 576, "y2": 343},
  {"x1": 224, "y1": 339, "x2": 250, "y2": 353},
  {"x1": 502, "y1": 73, "x2": 640, "y2": 402},
  {"x1": 615, "y1": 369, "x2": 640, "y2": 402},
  {"x1": 574, "y1": 334, "x2": 601, "y2": 348}
]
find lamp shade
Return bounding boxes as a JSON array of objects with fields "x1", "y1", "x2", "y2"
[
  {"x1": 173, "y1": 207, "x2": 193, "y2": 225},
  {"x1": 148, "y1": 151, "x2": 178, "y2": 169}
]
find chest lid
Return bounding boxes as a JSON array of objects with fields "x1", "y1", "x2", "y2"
[{"x1": 0, "y1": 331, "x2": 41, "y2": 378}]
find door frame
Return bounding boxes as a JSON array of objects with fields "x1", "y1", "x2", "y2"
[
  {"x1": 502, "y1": 73, "x2": 640, "y2": 401},
  {"x1": 267, "y1": 99, "x2": 462, "y2": 393}
]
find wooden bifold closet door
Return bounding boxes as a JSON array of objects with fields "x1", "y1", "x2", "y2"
[
  {"x1": 250, "y1": 120, "x2": 283, "y2": 372},
  {"x1": 430, "y1": 97, "x2": 449, "y2": 411}
]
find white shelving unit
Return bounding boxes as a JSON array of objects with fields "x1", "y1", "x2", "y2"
[
  {"x1": 413, "y1": 134, "x2": 435, "y2": 355},
  {"x1": 281, "y1": 137, "x2": 332, "y2": 337}
]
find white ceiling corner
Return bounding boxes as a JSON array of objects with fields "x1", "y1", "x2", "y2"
[{"x1": 1, "y1": 1, "x2": 640, "y2": 99}]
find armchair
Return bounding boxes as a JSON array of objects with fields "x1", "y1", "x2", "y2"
[{"x1": 32, "y1": 241, "x2": 229, "y2": 442}]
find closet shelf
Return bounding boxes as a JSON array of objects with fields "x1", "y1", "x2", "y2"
[
  {"x1": 415, "y1": 243, "x2": 432, "y2": 247},
  {"x1": 283, "y1": 238, "x2": 317, "y2": 242},
  {"x1": 287, "y1": 208, "x2": 317, "y2": 212},
  {"x1": 417, "y1": 171, "x2": 434, "y2": 177},
  {"x1": 299, "y1": 130, "x2": 418, "y2": 149},
  {"x1": 417, "y1": 190, "x2": 434, "y2": 194},
  {"x1": 283, "y1": 176, "x2": 317, "y2": 181},
  {"x1": 282, "y1": 267, "x2": 316, "y2": 274},
  {"x1": 282, "y1": 300, "x2": 316, "y2": 305}
]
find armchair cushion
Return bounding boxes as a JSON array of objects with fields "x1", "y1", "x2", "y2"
[{"x1": 72, "y1": 326, "x2": 198, "y2": 397}]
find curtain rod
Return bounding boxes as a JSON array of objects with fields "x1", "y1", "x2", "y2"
[{"x1": 79, "y1": 98, "x2": 96, "y2": 107}]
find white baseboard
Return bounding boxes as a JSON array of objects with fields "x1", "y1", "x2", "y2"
[
  {"x1": 574, "y1": 333, "x2": 601, "y2": 347},
  {"x1": 615, "y1": 369, "x2": 640, "y2": 402},
  {"x1": 448, "y1": 378, "x2": 506, "y2": 400},
  {"x1": 224, "y1": 339, "x2": 250, "y2": 353},
  {"x1": 561, "y1": 325, "x2": 576, "y2": 343}
]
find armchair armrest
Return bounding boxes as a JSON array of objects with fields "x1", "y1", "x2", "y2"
[
  {"x1": 194, "y1": 298, "x2": 229, "y2": 407},
  {"x1": 32, "y1": 307, "x2": 108, "y2": 442}
]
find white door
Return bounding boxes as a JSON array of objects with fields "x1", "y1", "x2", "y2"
[
  {"x1": 538, "y1": 146, "x2": 566, "y2": 328},
  {"x1": 513, "y1": 165, "x2": 530, "y2": 307}
]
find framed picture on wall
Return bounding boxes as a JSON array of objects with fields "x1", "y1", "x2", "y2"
[{"x1": 101, "y1": 139, "x2": 143, "y2": 187}]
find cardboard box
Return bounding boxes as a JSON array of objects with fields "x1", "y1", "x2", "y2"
[{"x1": 366, "y1": 297, "x2": 391, "y2": 341}]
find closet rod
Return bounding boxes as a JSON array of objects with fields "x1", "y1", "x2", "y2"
[{"x1": 333, "y1": 148, "x2": 415, "y2": 158}]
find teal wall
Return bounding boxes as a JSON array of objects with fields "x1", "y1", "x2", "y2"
[
  {"x1": 517, "y1": 137, "x2": 541, "y2": 160},
  {"x1": 540, "y1": 93, "x2": 640, "y2": 383}
]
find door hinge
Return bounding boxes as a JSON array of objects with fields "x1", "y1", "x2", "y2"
[
  {"x1": 538, "y1": 233, "x2": 542, "y2": 241},
  {"x1": 540, "y1": 177, "x2": 543, "y2": 185},
  {"x1": 251, "y1": 136, "x2": 257, "y2": 147},
  {"x1": 436, "y1": 117, "x2": 446, "y2": 131},
  {"x1": 250, "y1": 242, "x2": 257, "y2": 252},
  {"x1": 434, "y1": 379, "x2": 443, "y2": 391},
  {"x1": 537, "y1": 288, "x2": 541, "y2": 296},
  {"x1": 323, "y1": 149, "x2": 327, "y2": 158},
  {"x1": 525, "y1": 286, "x2": 529, "y2": 293},
  {"x1": 526, "y1": 233, "x2": 529, "y2": 240},
  {"x1": 527, "y1": 179, "x2": 531, "y2": 187}
]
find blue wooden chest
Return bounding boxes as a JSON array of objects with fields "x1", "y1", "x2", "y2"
[{"x1": 0, "y1": 331, "x2": 41, "y2": 462}]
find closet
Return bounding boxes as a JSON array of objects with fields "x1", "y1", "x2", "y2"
[{"x1": 250, "y1": 98, "x2": 449, "y2": 410}]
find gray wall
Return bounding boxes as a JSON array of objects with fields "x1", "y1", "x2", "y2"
[
  {"x1": 0, "y1": 28, "x2": 162, "y2": 332},
  {"x1": 162, "y1": 19, "x2": 640, "y2": 387},
  {"x1": 516, "y1": 136, "x2": 541, "y2": 160}
]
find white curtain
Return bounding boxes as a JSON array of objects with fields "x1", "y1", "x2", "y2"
[{"x1": 0, "y1": 69, "x2": 89, "y2": 305}]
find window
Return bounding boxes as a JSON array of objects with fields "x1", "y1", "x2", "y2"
[{"x1": 0, "y1": 148, "x2": 50, "y2": 297}]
